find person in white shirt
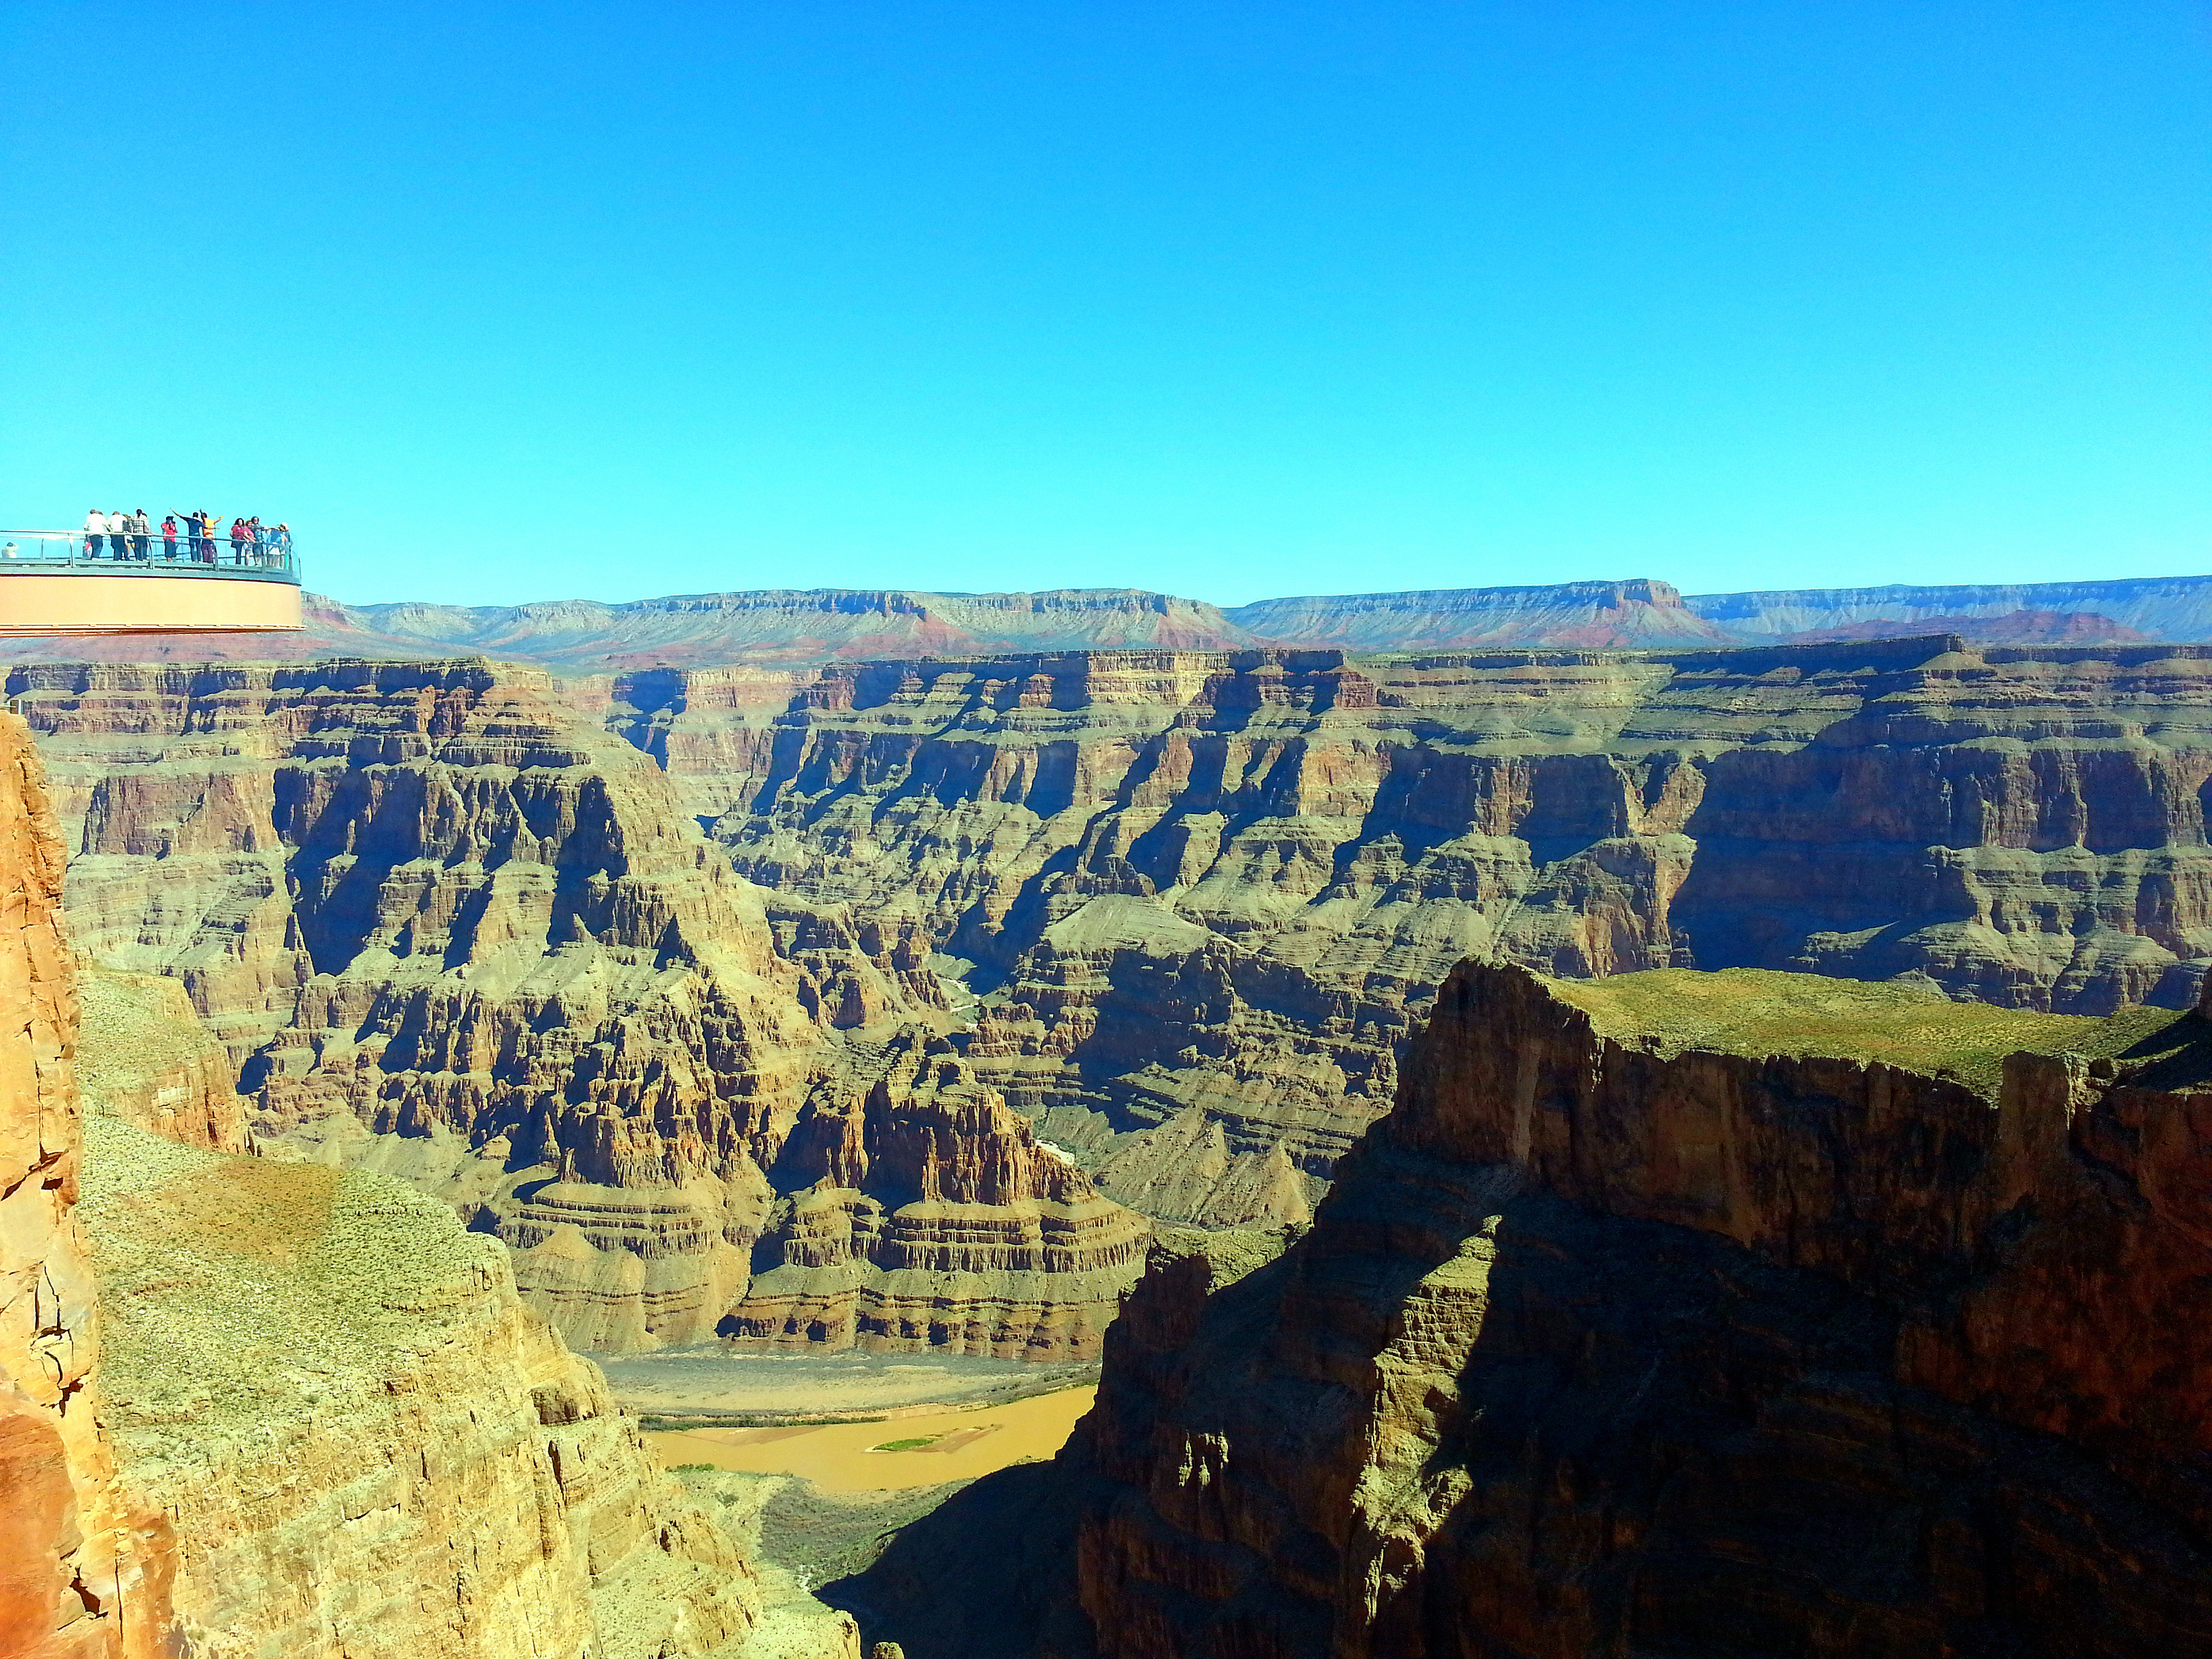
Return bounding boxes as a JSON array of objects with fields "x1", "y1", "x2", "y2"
[
  {"x1": 130, "y1": 509, "x2": 151, "y2": 559},
  {"x1": 83, "y1": 508, "x2": 105, "y2": 558}
]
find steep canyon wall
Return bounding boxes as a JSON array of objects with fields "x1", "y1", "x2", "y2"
[
  {"x1": 78, "y1": 1111, "x2": 847, "y2": 1659},
  {"x1": 0, "y1": 712, "x2": 173, "y2": 1659},
  {"x1": 614, "y1": 638, "x2": 2212, "y2": 1223},
  {"x1": 844, "y1": 962, "x2": 2212, "y2": 1658},
  {"x1": 9, "y1": 661, "x2": 1145, "y2": 1356},
  {"x1": 26, "y1": 636, "x2": 2212, "y2": 1243},
  {"x1": 3, "y1": 709, "x2": 857, "y2": 1659}
]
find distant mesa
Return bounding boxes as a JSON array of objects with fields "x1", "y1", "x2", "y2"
[
  {"x1": 2, "y1": 568, "x2": 2208, "y2": 670},
  {"x1": 1223, "y1": 577, "x2": 1740, "y2": 651},
  {"x1": 1778, "y1": 607, "x2": 2149, "y2": 645}
]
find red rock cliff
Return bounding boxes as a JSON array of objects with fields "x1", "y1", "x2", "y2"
[
  {"x1": 849, "y1": 960, "x2": 2212, "y2": 1658},
  {"x1": 0, "y1": 712, "x2": 176, "y2": 1659}
]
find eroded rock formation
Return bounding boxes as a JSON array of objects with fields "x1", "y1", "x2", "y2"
[
  {"x1": 14, "y1": 660, "x2": 1143, "y2": 1355},
  {"x1": 844, "y1": 961, "x2": 2212, "y2": 1657},
  {"x1": 33, "y1": 636, "x2": 2212, "y2": 1244},
  {"x1": 0, "y1": 711, "x2": 176, "y2": 1659},
  {"x1": 78, "y1": 1115, "x2": 859, "y2": 1659},
  {"x1": 669, "y1": 638, "x2": 2212, "y2": 1219},
  {"x1": 726, "y1": 1029, "x2": 1150, "y2": 1357}
]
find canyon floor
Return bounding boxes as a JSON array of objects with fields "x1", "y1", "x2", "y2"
[
  {"x1": 603, "y1": 1346, "x2": 1100, "y2": 1424},
  {"x1": 648, "y1": 1385, "x2": 1096, "y2": 1491}
]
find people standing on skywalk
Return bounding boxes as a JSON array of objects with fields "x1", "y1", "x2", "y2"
[
  {"x1": 131, "y1": 510, "x2": 151, "y2": 559},
  {"x1": 162, "y1": 514, "x2": 179, "y2": 558}
]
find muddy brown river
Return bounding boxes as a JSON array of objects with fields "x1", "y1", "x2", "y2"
[{"x1": 644, "y1": 1385, "x2": 1097, "y2": 1492}]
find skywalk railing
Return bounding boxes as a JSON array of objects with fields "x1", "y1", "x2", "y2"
[{"x1": 0, "y1": 528, "x2": 299, "y2": 581}]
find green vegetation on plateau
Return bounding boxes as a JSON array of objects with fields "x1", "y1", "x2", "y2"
[{"x1": 1549, "y1": 967, "x2": 2212, "y2": 1100}]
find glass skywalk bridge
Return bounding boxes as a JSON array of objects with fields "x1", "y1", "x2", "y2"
[{"x1": 0, "y1": 529, "x2": 302, "y2": 636}]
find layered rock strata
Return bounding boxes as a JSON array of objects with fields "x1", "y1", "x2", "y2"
[
  {"x1": 35, "y1": 636, "x2": 2212, "y2": 1246},
  {"x1": 14, "y1": 660, "x2": 1142, "y2": 1355},
  {"x1": 1048, "y1": 963, "x2": 2212, "y2": 1656},
  {"x1": 0, "y1": 711, "x2": 176, "y2": 1659},
  {"x1": 7, "y1": 706, "x2": 855, "y2": 1659},
  {"x1": 664, "y1": 638, "x2": 2212, "y2": 1218},
  {"x1": 77, "y1": 1115, "x2": 859, "y2": 1659},
  {"x1": 726, "y1": 1030, "x2": 1149, "y2": 1357}
]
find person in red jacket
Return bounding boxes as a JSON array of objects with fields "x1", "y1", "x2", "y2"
[{"x1": 161, "y1": 514, "x2": 178, "y2": 559}]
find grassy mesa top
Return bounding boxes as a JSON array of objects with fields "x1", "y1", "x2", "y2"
[{"x1": 1548, "y1": 966, "x2": 2209, "y2": 1100}]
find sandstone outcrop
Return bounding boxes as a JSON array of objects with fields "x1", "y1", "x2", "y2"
[
  {"x1": 14, "y1": 659, "x2": 1142, "y2": 1355},
  {"x1": 726, "y1": 1029, "x2": 1149, "y2": 1357},
  {"x1": 0, "y1": 710, "x2": 176, "y2": 1659},
  {"x1": 844, "y1": 960, "x2": 2212, "y2": 1656}
]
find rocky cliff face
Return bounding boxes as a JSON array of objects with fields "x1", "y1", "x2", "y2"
[
  {"x1": 726, "y1": 1028, "x2": 1150, "y2": 1358},
  {"x1": 31, "y1": 636, "x2": 2212, "y2": 1245},
  {"x1": 4, "y1": 706, "x2": 855, "y2": 1659},
  {"x1": 656, "y1": 638, "x2": 2212, "y2": 1221},
  {"x1": 77, "y1": 1115, "x2": 857, "y2": 1659},
  {"x1": 13, "y1": 661, "x2": 1143, "y2": 1355},
  {"x1": 850, "y1": 960, "x2": 2212, "y2": 1658},
  {"x1": 0, "y1": 711, "x2": 177, "y2": 1659}
]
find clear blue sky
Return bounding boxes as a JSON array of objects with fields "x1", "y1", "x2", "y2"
[{"x1": 2, "y1": 3, "x2": 2207, "y2": 608}]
